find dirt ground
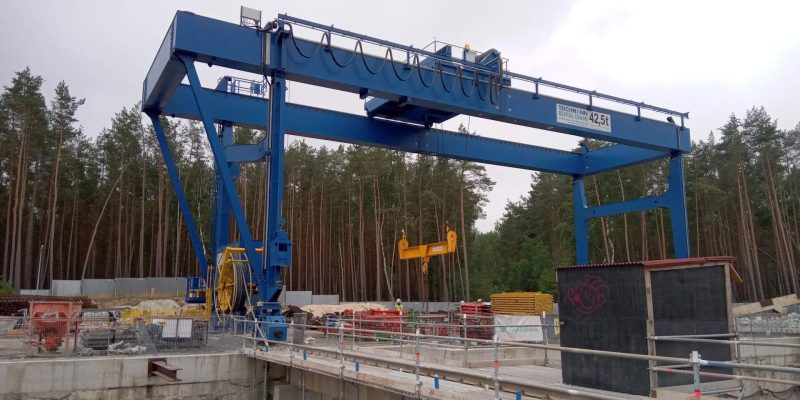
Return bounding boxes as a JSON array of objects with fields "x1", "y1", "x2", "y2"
[{"x1": 91, "y1": 295, "x2": 185, "y2": 308}]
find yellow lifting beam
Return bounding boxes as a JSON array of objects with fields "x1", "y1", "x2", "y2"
[
  {"x1": 398, "y1": 228, "x2": 457, "y2": 274},
  {"x1": 398, "y1": 227, "x2": 457, "y2": 303}
]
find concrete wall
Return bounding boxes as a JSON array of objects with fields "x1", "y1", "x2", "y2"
[
  {"x1": 737, "y1": 336, "x2": 800, "y2": 398},
  {"x1": 279, "y1": 366, "x2": 406, "y2": 400},
  {"x1": 0, "y1": 353, "x2": 259, "y2": 400}
]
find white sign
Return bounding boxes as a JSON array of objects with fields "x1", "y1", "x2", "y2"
[
  {"x1": 556, "y1": 103, "x2": 612, "y2": 132},
  {"x1": 494, "y1": 315, "x2": 543, "y2": 342}
]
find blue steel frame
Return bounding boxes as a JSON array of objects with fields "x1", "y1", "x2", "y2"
[{"x1": 141, "y1": 11, "x2": 691, "y2": 319}]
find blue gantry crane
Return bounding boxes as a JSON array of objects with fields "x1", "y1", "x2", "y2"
[{"x1": 141, "y1": 8, "x2": 691, "y2": 340}]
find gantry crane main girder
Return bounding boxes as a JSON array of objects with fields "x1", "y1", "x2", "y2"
[{"x1": 141, "y1": 10, "x2": 692, "y2": 338}]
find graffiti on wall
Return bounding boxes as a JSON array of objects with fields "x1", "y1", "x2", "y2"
[{"x1": 567, "y1": 275, "x2": 609, "y2": 315}]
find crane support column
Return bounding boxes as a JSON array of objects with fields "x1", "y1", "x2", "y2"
[
  {"x1": 571, "y1": 153, "x2": 691, "y2": 264},
  {"x1": 212, "y1": 123, "x2": 235, "y2": 255},
  {"x1": 667, "y1": 154, "x2": 690, "y2": 259},
  {"x1": 178, "y1": 55, "x2": 265, "y2": 291},
  {"x1": 147, "y1": 113, "x2": 209, "y2": 271},
  {"x1": 572, "y1": 176, "x2": 590, "y2": 264}
]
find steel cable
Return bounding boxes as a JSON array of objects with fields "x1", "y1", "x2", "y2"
[
  {"x1": 283, "y1": 23, "x2": 498, "y2": 105},
  {"x1": 281, "y1": 19, "x2": 688, "y2": 117}
]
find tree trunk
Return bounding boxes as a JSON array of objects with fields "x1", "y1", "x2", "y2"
[
  {"x1": 81, "y1": 162, "x2": 129, "y2": 279},
  {"x1": 617, "y1": 170, "x2": 631, "y2": 262},
  {"x1": 459, "y1": 167, "x2": 471, "y2": 301},
  {"x1": 373, "y1": 177, "x2": 383, "y2": 301},
  {"x1": 358, "y1": 184, "x2": 366, "y2": 301},
  {"x1": 592, "y1": 176, "x2": 612, "y2": 263}
]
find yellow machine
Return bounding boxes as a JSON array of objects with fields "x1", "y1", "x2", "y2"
[
  {"x1": 398, "y1": 227, "x2": 457, "y2": 302},
  {"x1": 214, "y1": 246, "x2": 262, "y2": 314}
]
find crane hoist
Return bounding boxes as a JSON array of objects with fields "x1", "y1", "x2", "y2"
[{"x1": 398, "y1": 227, "x2": 457, "y2": 302}]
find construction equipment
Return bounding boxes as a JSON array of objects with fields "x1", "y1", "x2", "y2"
[
  {"x1": 398, "y1": 227, "x2": 457, "y2": 302},
  {"x1": 28, "y1": 301, "x2": 81, "y2": 352},
  {"x1": 184, "y1": 277, "x2": 206, "y2": 304},
  {"x1": 215, "y1": 246, "x2": 260, "y2": 314},
  {"x1": 142, "y1": 8, "x2": 692, "y2": 327},
  {"x1": 398, "y1": 227, "x2": 457, "y2": 275}
]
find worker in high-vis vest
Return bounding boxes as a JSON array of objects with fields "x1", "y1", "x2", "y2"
[{"x1": 395, "y1": 298, "x2": 404, "y2": 314}]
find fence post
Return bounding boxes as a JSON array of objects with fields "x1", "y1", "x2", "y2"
[
  {"x1": 415, "y1": 327, "x2": 421, "y2": 386},
  {"x1": 690, "y1": 350, "x2": 702, "y2": 398},
  {"x1": 462, "y1": 313, "x2": 469, "y2": 367},
  {"x1": 399, "y1": 317, "x2": 404, "y2": 359},
  {"x1": 338, "y1": 321, "x2": 344, "y2": 367},
  {"x1": 493, "y1": 334, "x2": 500, "y2": 399},
  {"x1": 542, "y1": 311, "x2": 549, "y2": 367}
]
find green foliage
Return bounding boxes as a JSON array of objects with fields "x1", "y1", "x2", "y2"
[
  {"x1": 0, "y1": 278, "x2": 14, "y2": 295},
  {"x1": 470, "y1": 107, "x2": 800, "y2": 301}
]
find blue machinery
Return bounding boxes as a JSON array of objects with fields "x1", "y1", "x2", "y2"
[{"x1": 141, "y1": 10, "x2": 691, "y2": 340}]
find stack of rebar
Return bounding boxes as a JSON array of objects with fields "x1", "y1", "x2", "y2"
[
  {"x1": 490, "y1": 292, "x2": 554, "y2": 315},
  {"x1": 459, "y1": 301, "x2": 492, "y2": 315},
  {"x1": 457, "y1": 302, "x2": 494, "y2": 339}
]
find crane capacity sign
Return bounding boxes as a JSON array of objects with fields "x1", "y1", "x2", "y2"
[{"x1": 556, "y1": 104, "x2": 612, "y2": 132}]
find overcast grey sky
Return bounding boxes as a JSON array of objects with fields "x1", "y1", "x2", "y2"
[{"x1": 1, "y1": 1, "x2": 799, "y2": 231}]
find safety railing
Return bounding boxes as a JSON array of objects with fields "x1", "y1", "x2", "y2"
[
  {"x1": 230, "y1": 315, "x2": 800, "y2": 399},
  {"x1": 220, "y1": 76, "x2": 268, "y2": 98},
  {"x1": 649, "y1": 332, "x2": 800, "y2": 397}
]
